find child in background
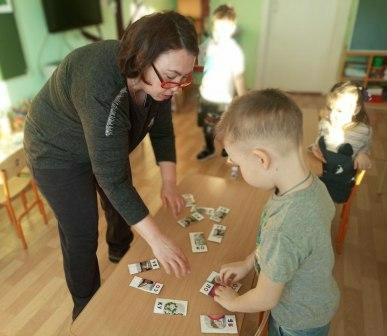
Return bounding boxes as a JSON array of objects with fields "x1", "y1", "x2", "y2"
[
  {"x1": 196, "y1": 4, "x2": 246, "y2": 160},
  {"x1": 311, "y1": 81, "x2": 372, "y2": 203},
  {"x1": 214, "y1": 89, "x2": 339, "y2": 336}
]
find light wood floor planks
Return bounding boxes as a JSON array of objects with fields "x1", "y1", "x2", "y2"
[{"x1": 0, "y1": 92, "x2": 386, "y2": 336}]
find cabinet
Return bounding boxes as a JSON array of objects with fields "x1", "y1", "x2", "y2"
[
  {"x1": 339, "y1": 50, "x2": 387, "y2": 109},
  {"x1": 340, "y1": 50, "x2": 387, "y2": 86}
]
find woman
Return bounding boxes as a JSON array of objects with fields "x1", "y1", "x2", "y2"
[{"x1": 23, "y1": 11, "x2": 198, "y2": 319}]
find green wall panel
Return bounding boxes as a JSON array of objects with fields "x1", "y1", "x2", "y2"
[{"x1": 0, "y1": 12, "x2": 27, "y2": 80}]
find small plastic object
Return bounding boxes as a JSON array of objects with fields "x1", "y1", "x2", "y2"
[{"x1": 230, "y1": 165, "x2": 239, "y2": 178}]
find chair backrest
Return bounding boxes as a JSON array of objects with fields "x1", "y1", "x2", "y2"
[
  {"x1": 254, "y1": 311, "x2": 270, "y2": 336},
  {"x1": 0, "y1": 148, "x2": 27, "y2": 184},
  {"x1": 342, "y1": 169, "x2": 366, "y2": 207},
  {"x1": 354, "y1": 169, "x2": 366, "y2": 186}
]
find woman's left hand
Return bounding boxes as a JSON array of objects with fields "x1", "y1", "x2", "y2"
[
  {"x1": 213, "y1": 286, "x2": 239, "y2": 311},
  {"x1": 161, "y1": 182, "x2": 184, "y2": 217},
  {"x1": 354, "y1": 152, "x2": 372, "y2": 170}
]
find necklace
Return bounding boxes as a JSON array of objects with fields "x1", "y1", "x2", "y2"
[{"x1": 278, "y1": 171, "x2": 312, "y2": 197}]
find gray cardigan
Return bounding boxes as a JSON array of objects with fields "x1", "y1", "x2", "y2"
[{"x1": 24, "y1": 40, "x2": 176, "y2": 225}]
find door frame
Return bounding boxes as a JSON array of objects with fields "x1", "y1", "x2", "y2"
[{"x1": 255, "y1": 0, "x2": 355, "y2": 93}]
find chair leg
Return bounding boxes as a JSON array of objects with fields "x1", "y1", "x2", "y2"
[
  {"x1": 336, "y1": 203, "x2": 350, "y2": 254},
  {"x1": 5, "y1": 201, "x2": 27, "y2": 249},
  {"x1": 20, "y1": 191, "x2": 28, "y2": 211},
  {"x1": 31, "y1": 181, "x2": 48, "y2": 225}
]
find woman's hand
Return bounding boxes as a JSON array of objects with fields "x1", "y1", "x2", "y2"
[
  {"x1": 133, "y1": 216, "x2": 190, "y2": 278},
  {"x1": 161, "y1": 182, "x2": 184, "y2": 217},
  {"x1": 213, "y1": 286, "x2": 239, "y2": 311},
  {"x1": 151, "y1": 233, "x2": 190, "y2": 278},
  {"x1": 219, "y1": 261, "x2": 251, "y2": 285},
  {"x1": 354, "y1": 152, "x2": 372, "y2": 170}
]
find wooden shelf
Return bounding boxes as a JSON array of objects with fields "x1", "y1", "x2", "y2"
[
  {"x1": 342, "y1": 77, "x2": 387, "y2": 83},
  {"x1": 340, "y1": 50, "x2": 387, "y2": 88}
]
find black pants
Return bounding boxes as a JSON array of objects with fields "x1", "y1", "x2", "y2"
[
  {"x1": 29, "y1": 163, "x2": 133, "y2": 320},
  {"x1": 198, "y1": 99, "x2": 227, "y2": 152}
]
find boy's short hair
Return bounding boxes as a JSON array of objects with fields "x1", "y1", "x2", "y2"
[
  {"x1": 213, "y1": 4, "x2": 236, "y2": 21},
  {"x1": 216, "y1": 89, "x2": 303, "y2": 153}
]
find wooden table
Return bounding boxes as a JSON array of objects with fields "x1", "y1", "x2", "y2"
[
  {"x1": 71, "y1": 174, "x2": 270, "y2": 336},
  {"x1": 70, "y1": 107, "x2": 323, "y2": 336}
]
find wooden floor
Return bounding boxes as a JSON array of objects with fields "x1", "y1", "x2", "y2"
[{"x1": 0, "y1": 92, "x2": 386, "y2": 336}]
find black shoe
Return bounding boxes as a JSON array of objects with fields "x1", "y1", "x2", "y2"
[
  {"x1": 221, "y1": 149, "x2": 228, "y2": 157},
  {"x1": 196, "y1": 149, "x2": 215, "y2": 160},
  {"x1": 108, "y1": 248, "x2": 128, "y2": 263}
]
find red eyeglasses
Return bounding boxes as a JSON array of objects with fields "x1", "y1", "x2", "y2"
[{"x1": 152, "y1": 63, "x2": 192, "y2": 89}]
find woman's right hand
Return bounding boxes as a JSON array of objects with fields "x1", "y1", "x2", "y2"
[
  {"x1": 150, "y1": 234, "x2": 191, "y2": 278},
  {"x1": 133, "y1": 215, "x2": 190, "y2": 278},
  {"x1": 219, "y1": 260, "x2": 250, "y2": 285}
]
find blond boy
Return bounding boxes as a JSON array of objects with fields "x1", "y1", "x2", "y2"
[{"x1": 214, "y1": 89, "x2": 340, "y2": 336}]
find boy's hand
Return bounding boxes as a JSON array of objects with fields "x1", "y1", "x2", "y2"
[
  {"x1": 213, "y1": 286, "x2": 239, "y2": 311},
  {"x1": 354, "y1": 152, "x2": 372, "y2": 170},
  {"x1": 219, "y1": 261, "x2": 250, "y2": 285}
]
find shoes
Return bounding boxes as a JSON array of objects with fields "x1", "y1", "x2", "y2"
[
  {"x1": 221, "y1": 149, "x2": 228, "y2": 157},
  {"x1": 108, "y1": 248, "x2": 128, "y2": 263},
  {"x1": 196, "y1": 149, "x2": 215, "y2": 160}
]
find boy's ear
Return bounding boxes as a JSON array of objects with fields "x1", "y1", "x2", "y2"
[{"x1": 252, "y1": 149, "x2": 271, "y2": 169}]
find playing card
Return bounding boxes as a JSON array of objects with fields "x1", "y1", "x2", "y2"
[
  {"x1": 182, "y1": 193, "x2": 195, "y2": 207},
  {"x1": 189, "y1": 232, "x2": 208, "y2": 252},
  {"x1": 191, "y1": 206, "x2": 215, "y2": 216},
  {"x1": 177, "y1": 212, "x2": 204, "y2": 228},
  {"x1": 153, "y1": 298, "x2": 188, "y2": 316},
  {"x1": 210, "y1": 206, "x2": 230, "y2": 222},
  {"x1": 200, "y1": 314, "x2": 238, "y2": 334},
  {"x1": 129, "y1": 276, "x2": 163, "y2": 294},
  {"x1": 200, "y1": 271, "x2": 242, "y2": 297},
  {"x1": 208, "y1": 224, "x2": 226, "y2": 243},
  {"x1": 128, "y1": 258, "x2": 160, "y2": 275}
]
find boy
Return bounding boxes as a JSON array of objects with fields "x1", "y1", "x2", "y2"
[
  {"x1": 214, "y1": 90, "x2": 340, "y2": 336},
  {"x1": 196, "y1": 4, "x2": 246, "y2": 160}
]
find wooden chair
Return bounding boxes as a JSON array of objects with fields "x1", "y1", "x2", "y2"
[
  {"x1": 0, "y1": 148, "x2": 48, "y2": 249},
  {"x1": 254, "y1": 311, "x2": 270, "y2": 336},
  {"x1": 335, "y1": 170, "x2": 366, "y2": 254}
]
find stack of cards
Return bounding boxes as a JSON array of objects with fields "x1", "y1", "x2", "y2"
[
  {"x1": 200, "y1": 271, "x2": 242, "y2": 297},
  {"x1": 154, "y1": 298, "x2": 188, "y2": 316},
  {"x1": 177, "y1": 212, "x2": 204, "y2": 228},
  {"x1": 128, "y1": 258, "x2": 160, "y2": 275},
  {"x1": 129, "y1": 276, "x2": 163, "y2": 294},
  {"x1": 200, "y1": 314, "x2": 238, "y2": 334},
  {"x1": 210, "y1": 206, "x2": 230, "y2": 223},
  {"x1": 191, "y1": 206, "x2": 215, "y2": 216},
  {"x1": 182, "y1": 193, "x2": 195, "y2": 207},
  {"x1": 208, "y1": 224, "x2": 226, "y2": 243},
  {"x1": 189, "y1": 232, "x2": 208, "y2": 252}
]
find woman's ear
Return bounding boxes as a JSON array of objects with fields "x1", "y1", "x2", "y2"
[{"x1": 252, "y1": 149, "x2": 271, "y2": 169}]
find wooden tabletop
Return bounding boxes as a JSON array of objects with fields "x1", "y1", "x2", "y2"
[
  {"x1": 69, "y1": 108, "x2": 323, "y2": 336},
  {"x1": 70, "y1": 174, "x2": 270, "y2": 336}
]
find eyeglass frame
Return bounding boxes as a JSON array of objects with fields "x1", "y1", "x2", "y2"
[{"x1": 151, "y1": 63, "x2": 192, "y2": 89}]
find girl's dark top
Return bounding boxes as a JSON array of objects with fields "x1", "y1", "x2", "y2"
[{"x1": 24, "y1": 40, "x2": 176, "y2": 225}]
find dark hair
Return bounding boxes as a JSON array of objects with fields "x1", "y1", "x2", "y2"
[
  {"x1": 117, "y1": 11, "x2": 199, "y2": 79},
  {"x1": 327, "y1": 81, "x2": 370, "y2": 125},
  {"x1": 213, "y1": 4, "x2": 236, "y2": 21},
  {"x1": 216, "y1": 89, "x2": 303, "y2": 153}
]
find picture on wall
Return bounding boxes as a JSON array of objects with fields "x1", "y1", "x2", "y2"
[{"x1": 0, "y1": 0, "x2": 12, "y2": 13}]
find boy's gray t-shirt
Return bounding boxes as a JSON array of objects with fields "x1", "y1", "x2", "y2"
[{"x1": 255, "y1": 176, "x2": 340, "y2": 330}]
